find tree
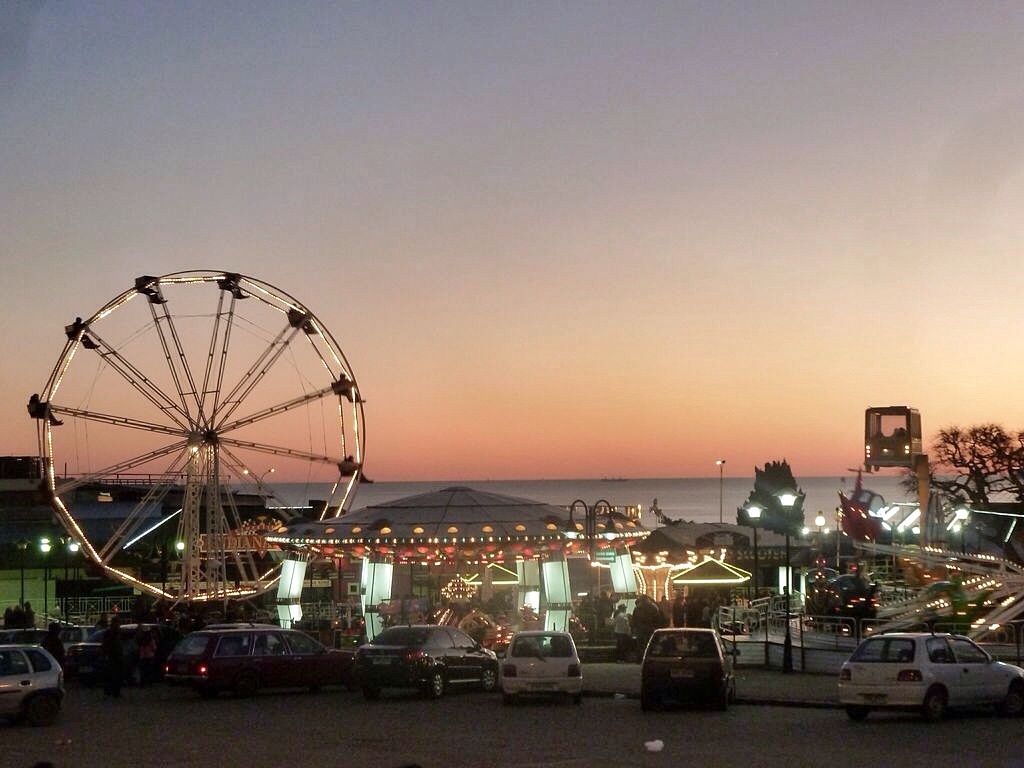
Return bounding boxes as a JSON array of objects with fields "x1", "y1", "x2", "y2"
[
  {"x1": 917, "y1": 423, "x2": 1024, "y2": 505},
  {"x1": 737, "y1": 459, "x2": 806, "y2": 536}
]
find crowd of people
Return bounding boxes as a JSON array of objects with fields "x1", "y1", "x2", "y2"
[
  {"x1": 605, "y1": 590, "x2": 729, "y2": 662},
  {"x1": 3, "y1": 601, "x2": 36, "y2": 629}
]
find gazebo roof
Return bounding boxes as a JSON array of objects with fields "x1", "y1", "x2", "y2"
[{"x1": 266, "y1": 486, "x2": 648, "y2": 564}]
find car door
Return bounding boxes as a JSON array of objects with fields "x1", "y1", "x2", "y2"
[
  {"x1": 949, "y1": 636, "x2": 1003, "y2": 704},
  {"x1": 212, "y1": 632, "x2": 255, "y2": 688},
  {"x1": 924, "y1": 636, "x2": 973, "y2": 707},
  {"x1": 0, "y1": 649, "x2": 33, "y2": 717},
  {"x1": 283, "y1": 630, "x2": 330, "y2": 687},
  {"x1": 442, "y1": 627, "x2": 480, "y2": 683},
  {"x1": 251, "y1": 631, "x2": 292, "y2": 688}
]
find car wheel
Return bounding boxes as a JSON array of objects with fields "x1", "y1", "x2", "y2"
[
  {"x1": 921, "y1": 687, "x2": 947, "y2": 722},
  {"x1": 716, "y1": 685, "x2": 729, "y2": 711},
  {"x1": 572, "y1": 693, "x2": 583, "y2": 706},
  {"x1": 997, "y1": 682, "x2": 1024, "y2": 717},
  {"x1": 480, "y1": 667, "x2": 498, "y2": 693},
  {"x1": 640, "y1": 687, "x2": 657, "y2": 712},
  {"x1": 24, "y1": 694, "x2": 60, "y2": 727},
  {"x1": 426, "y1": 669, "x2": 445, "y2": 699},
  {"x1": 233, "y1": 672, "x2": 259, "y2": 698},
  {"x1": 845, "y1": 705, "x2": 870, "y2": 721},
  {"x1": 362, "y1": 686, "x2": 381, "y2": 701}
]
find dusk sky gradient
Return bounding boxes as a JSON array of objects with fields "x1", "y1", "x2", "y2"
[{"x1": 3, "y1": 2, "x2": 1024, "y2": 481}]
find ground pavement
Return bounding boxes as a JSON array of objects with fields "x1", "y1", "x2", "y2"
[{"x1": 581, "y1": 662, "x2": 840, "y2": 707}]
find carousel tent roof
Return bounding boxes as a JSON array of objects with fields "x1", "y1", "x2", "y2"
[
  {"x1": 671, "y1": 558, "x2": 751, "y2": 585},
  {"x1": 269, "y1": 485, "x2": 648, "y2": 545}
]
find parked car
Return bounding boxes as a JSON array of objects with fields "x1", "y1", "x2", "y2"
[
  {"x1": 353, "y1": 624, "x2": 499, "y2": 700},
  {"x1": 499, "y1": 630, "x2": 583, "y2": 705},
  {"x1": 163, "y1": 624, "x2": 355, "y2": 698},
  {"x1": 838, "y1": 631, "x2": 1024, "y2": 721},
  {"x1": 64, "y1": 622, "x2": 181, "y2": 685},
  {"x1": 639, "y1": 628, "x2": 735, "y2": 711},
  {"x1": 0, "y1": 628, "x2": 48, "y2": 645},
  {"x1": 0, "y1": 644, "x2": 64, "y2": 726}
]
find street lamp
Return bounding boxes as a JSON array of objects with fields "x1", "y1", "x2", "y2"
[
  {"x1": 39, "y1": 537, "x2": 52, "y2": 623},
  {"x1": 743, "y1": 504, "x2": 762, "y2": 596},
  {"x1": 61, "y1": 537, "x2": 79, "y2": 622},
  {"x1": 566, "y1": 499, "x2": 618, "y2": 645},
  {"x1": 716, "y1": 459, "x2": 726, "y2": 524},
  {"x1": 953, "y1": 506, "x2": 970, "y2": 552},
  {"x1": 777, "y1": 489, "x2": 799, "y2": 674},
  {"x1": 244, "y1": 467, "x2": 276, "y2": 497},
  {"x1": 16, "y1": 539, "x2": 29, "y2": 607}
]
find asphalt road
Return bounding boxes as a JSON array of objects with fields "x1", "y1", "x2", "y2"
[{"x1": 6, "y1": 682, "x2": 1024, "y2": 768}]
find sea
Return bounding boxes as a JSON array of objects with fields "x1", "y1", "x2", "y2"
[{"x1": 265, "y1": 474, "x2": 911, "y2": 529}]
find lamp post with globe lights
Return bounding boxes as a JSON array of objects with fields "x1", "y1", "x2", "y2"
[
  {"x1": 738, "y1": 461, "x2": 805, "y2": 673},
  {"x1": 716, "y1": 458, "x2": 726, "y2": 523},
  {"x1": 39, "y1": 537, "x2": 52, "y2": 622},
  {"x1": 953, "y1": 506, "x2": 970, "y2": 551},
  {"x1": 17, "y1": 539, "x2": 29, "y2": 608},
  {"x1": 244, "y1": 467, "x2": 276, "y2": 499}
]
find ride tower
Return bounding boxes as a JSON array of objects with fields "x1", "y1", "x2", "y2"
[{"x1": 864, "y1": 406, "x2": 932, "y2": 546}]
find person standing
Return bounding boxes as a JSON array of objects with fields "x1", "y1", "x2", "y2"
[
  {"x1": 612, "y1": 604, "x2": 632, "y2": 663},
  {"x1": 136, "y1": 627, "x2": 157, "y2": 686},
  {"x1": 101, "y1": 618, "x2": 125, "y2": 698},
  {"x1": 41, "y1": 623, "x2": 65, "y2": 668},
  {"x1": 671, "y1": 592, "x2": 686, "y2": 628}
]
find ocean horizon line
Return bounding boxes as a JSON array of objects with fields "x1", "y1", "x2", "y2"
[{"x1": 359, "y1": 472, "x2": 906, "y2": 484}]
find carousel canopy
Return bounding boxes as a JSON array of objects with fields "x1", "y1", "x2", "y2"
[
  {"x1": 265, "y1": 486, "x2": 648, "y2": 564},
  {"x1": 671, "y1": 558, "x2": 751, "y2": 585}
]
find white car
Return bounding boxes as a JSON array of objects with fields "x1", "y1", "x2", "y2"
[
  {"x1": 838, "y1": 631, "x2": 1024, "y2": 721},
  {"x1": 500, "y1": 630, "x2": 583, "y2": 705},
  {"x1": 0, "y1": 644, "x2": 64, "y2": 726}
]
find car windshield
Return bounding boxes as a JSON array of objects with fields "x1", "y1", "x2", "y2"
[
  {"x1": 373, "y1": 627, "x2": 431, "y2": 646},
  {"x1": 648, "y1": 632, "x2": 718, "y2": 658},
  {"x1": 173, "y1": 634, "x2": 213, "y2": 656},
  {"x1": 510, "y1": 635, "x2": 573, "y2": 658},
  {"x1": 849, "y1": 637, "x2": 916, "y2": 663}
]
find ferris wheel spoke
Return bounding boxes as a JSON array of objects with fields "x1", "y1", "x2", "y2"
[
  {"x1": 140, "y1": 278, "x2": 204, "y2": 423},
  {"x1": 54, "y1": 441, "x2": 189, "y2": 495},
  {"x1": 62, "y1": 324, "x2": 191, "y2": 429},
  {"x1": 200, "y1": 288, "x2": 238, "y2": 428},
  {"x1": 98, "y1": 474, "x2": 185, "y2": 562},
  {"x1": 217, "y1": 382, "x2": 344, "y2": 435},
  {"x1": 48, "y1": 404, "x2": 186, "y2": 439},
  {"x1": 217, "y1": 436, "x2": 343, "y2": 468},
  {"x1": 214, "y1": 319, "x2": 304, "y2": 428}
]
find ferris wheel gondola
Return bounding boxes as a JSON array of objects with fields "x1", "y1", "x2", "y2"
[{"x1": 29, "y1": 271, "x2": 364, "y2": 605}]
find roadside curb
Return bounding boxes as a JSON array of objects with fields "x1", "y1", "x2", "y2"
[{"x1": 582, "y1": 690, "x2": 840, "y2": 708}]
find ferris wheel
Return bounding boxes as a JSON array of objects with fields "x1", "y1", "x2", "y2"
[{"x1": 29, "y1": 271, "x2": 364, "y2": 604}]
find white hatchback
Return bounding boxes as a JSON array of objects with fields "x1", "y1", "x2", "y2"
[
  {"x1": 838, "y1": 631, "x2": 1024, "y2": 721},
  {"x1": 0, "y1": 644, "x2": 64, "y2": 726},
  {"x1": 500, "y1": 630, "x2": 583, "y2": 705}
]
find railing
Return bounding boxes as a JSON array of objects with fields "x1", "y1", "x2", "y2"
[{"x1": 715, "y1": 603, "x2": 1024, "y2": 672}]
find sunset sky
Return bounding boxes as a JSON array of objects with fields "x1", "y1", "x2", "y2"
[{"x1": 3, "y1": 3, "x2": 1024, "y2": 482}]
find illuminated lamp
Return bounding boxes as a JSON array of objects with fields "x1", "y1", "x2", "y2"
[{"x1": 447, "y1": 526, "x2": 459, "y2": 533}]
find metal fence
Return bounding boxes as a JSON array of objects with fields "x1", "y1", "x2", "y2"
[{"x1": 717, "y1": 604, "x2": 1024, "y2": 674}]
